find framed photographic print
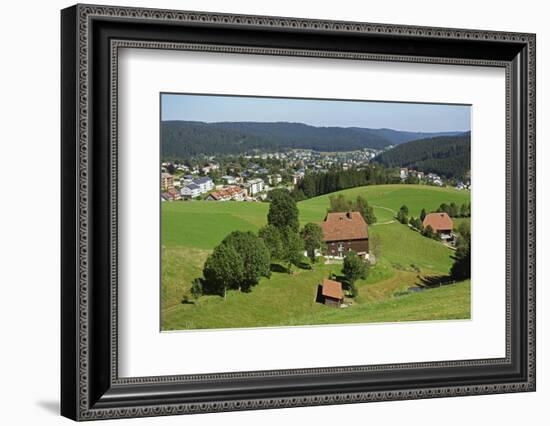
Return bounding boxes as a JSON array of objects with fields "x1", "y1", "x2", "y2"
[{"x1": 61, "y1": 4, "x2": 536, "y2": 421}]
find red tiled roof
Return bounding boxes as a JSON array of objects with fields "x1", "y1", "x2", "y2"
[
  {"x1": 226, "y1": 186, "x2": 243, "y2": 195},
  {"x1": 208, "y1": 192, "x2": 223, "y2": 200},
  {"x1": 209, "y1": 186, "x2": 244, "y2": 200},
  {"x1": 321, "y1": 212, "x2": 369, "y2": 242},
  {"x1": 322, "y1": 279, "x2": 344, "y2": 300},
  {"x1": 423, "y1": 212, "x2": 453, "y2": 232}
]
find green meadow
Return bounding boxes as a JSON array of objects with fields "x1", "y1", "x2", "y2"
[{"x1": 161, "y1": 184, "x2": 471, "y2": 330}]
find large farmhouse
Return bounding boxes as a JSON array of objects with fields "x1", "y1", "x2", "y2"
[
  {"x1": 321, "y1": 211, "x2": 369, "y2": 259},
  {"x1": 423, "y1": 212, "x2": 454, "y2": 240}
]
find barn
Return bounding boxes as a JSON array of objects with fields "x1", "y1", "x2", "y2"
[
  {"x1": 422, "y1": 212, "x2": 454, "y2": 240},
  {"x1": 321, "y1": 211, "x2": 369, "y2": 259}
]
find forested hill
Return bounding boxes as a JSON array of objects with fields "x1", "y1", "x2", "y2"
[
  {"x1": 349, "y1": 127, "x2": 462, "y2": 145},
  {"x1": 161, "y1": 120, "x2": 463, "y2": 158},
  {"x1": 372, "y1": 132, "x2": 471, "y2": 179}
]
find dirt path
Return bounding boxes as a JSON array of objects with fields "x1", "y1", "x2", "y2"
[
  {"x1": 371, "y1": 204, "x2": 396, "y2": 226},
  {"x1": 372, "y1": 219, "x2": 396, "y2": 226}
]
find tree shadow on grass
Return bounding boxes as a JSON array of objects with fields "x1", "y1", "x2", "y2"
[
  {"x1": 416, "y1": 274, "x2": 456, "y2": 288},
  {"x1": 315, "y1": 284, "x2": 324, "y2": 304},
  {"x1": 191, "y1": 277, "x2": 224, "y2": 298},
  {"x1": 270, "y1": 263, "x2": 288, "y2": 273},
  {"x1": 298, "y1": 261, "x2": 312, "y2": 270}
]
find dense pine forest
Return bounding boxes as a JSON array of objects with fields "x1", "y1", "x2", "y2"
[
  {"x1": 372, "y1": 133, "x2": 471, "y2": 179},
  {"x1": 292, "y1": 166, "x2": 400, "y2": 200},
  {"x1": 161, "y1": 120, "x2": 463, "y2": 158}
]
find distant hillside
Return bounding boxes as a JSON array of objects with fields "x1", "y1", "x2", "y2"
[
  {"x1": 161, "y1": 120, "x2": 464, "y2": 158},
  {"x1": 372, "y1": 133, "x2": 471, "y2": 179},
  {"x1": 350, "y1": 128, "x2": 463, "y2": 145}
]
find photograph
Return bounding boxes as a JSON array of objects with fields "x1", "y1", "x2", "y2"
[{"x1": 160, "y1": 94, "x2": 472, "y2": 331}]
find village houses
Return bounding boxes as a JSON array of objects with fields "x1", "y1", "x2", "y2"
[
  {"x1": 400, "y1": 168, "x2": 425, "y2": 181},
  {"x1": 205, "y1": 186, "x2": 246, "y2": 201},
  {"x1": 426, "y1": 173, "x2": 444, "y2": 186},
  {"x1": 161, "y1": 188, "x2": 182, "y2": 202}
]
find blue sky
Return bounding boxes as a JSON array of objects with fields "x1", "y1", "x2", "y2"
[{"x1": 161, "y1": 93, "x2": 471, "y2": 132}]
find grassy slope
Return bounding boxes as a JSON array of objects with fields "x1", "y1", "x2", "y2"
[
  {"x1": 162, "y1": 246, "x2": 209, "y2": 310},
  {"x1": 312, "y1": 280, "x2": 470, "y2": 325},
  {"x1": 162, "y1": 185, "x2": 470, "y2": 248},
  {"x1": 299, "y1": 184, "x2": 470, "y2": 223},
  {"x1": 162, "y1": 201, "x2": 268, "y2": 249},
  {"x1": 371, "y1": 223, "x2": 452, "y2": 273},
  {"x1": 163, "y1": 258, "x2": 470, "y2": 329},
  {"x1": 161, "y1": 184, "x2": 470, "y2": 330}
]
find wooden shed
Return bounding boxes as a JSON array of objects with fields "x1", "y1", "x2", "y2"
[{"x1": 321, "y1": 279, "x2": 344, "y2": 307}]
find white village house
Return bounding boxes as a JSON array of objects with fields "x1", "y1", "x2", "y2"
[
  {"x1": 180, "y1": 177, "x2": 213, "y2": 199},
  {"x1": 221, "y1": 175, "x2": 237, "y2": 185},
  {"x1": 180, "y1": 183, "x2": 201, "y2": 199},
  {"x1": 246, "y1": 178, "x2": 265, "y2": 196},
  {"x1": 194, "y1": 176, "x2": 214, "y2": 193},
  {"x1": 179, "y1": 175, "x2": 194, "y2": 186}
]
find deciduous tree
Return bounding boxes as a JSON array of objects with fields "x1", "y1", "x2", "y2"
[
  {"x1": 457, "y1": 221, "x2": 471, "y2": 242},
  {"x1": 342, "y1": 251, "x2": 368, "y2": 284},
  {"x1": 451, "y1": 239, "x2": 471, "y2": 280},
  {"x1": 281, "y1": 227, "x2": 304, "y2": 273},
  {"x1": 422, "y1": 224, "x2": 435, "y2": 239},
  {"x1": 202, "y1": 243, "x2": 244, "y2": 299},
  {"x1": 449, "y1": 202, "x2": 459, "y2": 218},
  {"x1": 222, "y1": 231, "x2": 271, "y2": 291},
  {"x1": 328, "y1": 194, "x2": 352, "y2": 213},
  {"x1": 267, "y1": 189, "x2": 299, "y2": 233},
  {"x1": 355, "y1": 195, "x2": 377, "y2": 224},
  {"x1": 301, "y1": 223, "x2": 324, "y2": 263},
  {"x1": 397, "y1": 205, "x2": 409, "y2": 224},
  {"x1": 420, "y1": 208, "x2": 427, "y2": 222},
  {"x1": 258, "y1": 225, "x2": 284, "y2": 260}
]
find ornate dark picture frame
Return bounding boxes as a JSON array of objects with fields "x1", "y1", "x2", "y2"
[{"x1": 61, "y1": 4, "x2": 536, "y2": 421}]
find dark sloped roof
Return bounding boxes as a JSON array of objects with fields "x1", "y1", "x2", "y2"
[
  {"x1": 194, "y1": 177, "x2": 212, "y2": 184},
  {"x1": 321, "y1": 212, "x2": 369, "y2": 242}
]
